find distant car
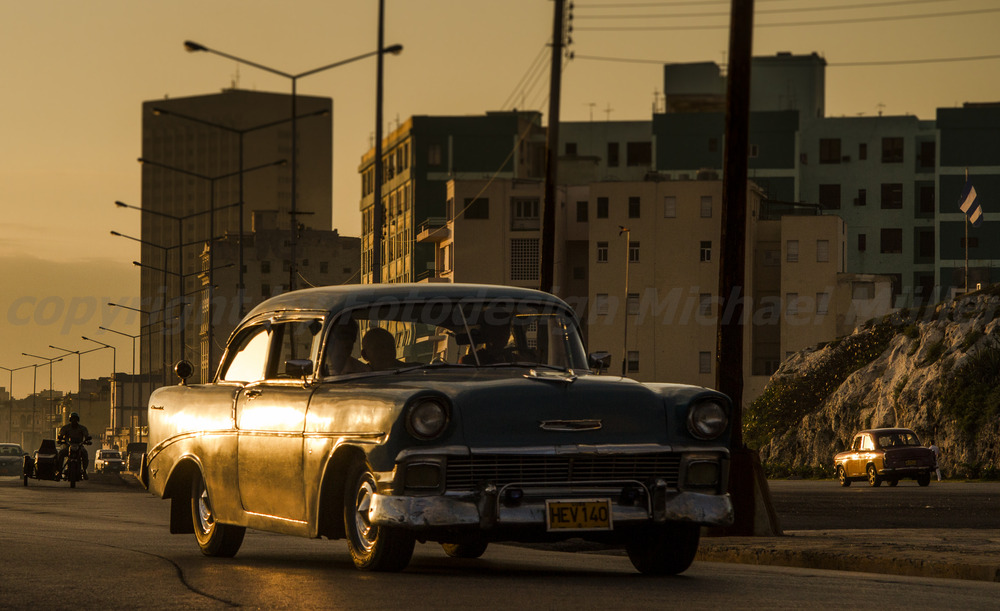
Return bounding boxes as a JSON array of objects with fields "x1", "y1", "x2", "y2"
[
  {"x1": 834, "y1": 428, "x2": 936, "y2": 487},
  {"x1": 94, "y1": 449, "x2": 124, "y2": 474},
  {"x1": 0, "y1": 443, "x2": 27, "y2": 476},
  {"x1": 143, "y1": 283, "x2": 735, "y2": 575}
]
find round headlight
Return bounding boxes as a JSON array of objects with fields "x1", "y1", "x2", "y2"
[
  {"x1": 407, "y1": 398, "x2": 449, "y2": 440},
  {"x1": 687, "y1": 399, "x2": 728, "y2": 440}
]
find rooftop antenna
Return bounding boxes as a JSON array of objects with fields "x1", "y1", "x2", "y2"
[
  {"x1": 603, "y1": 102, "x2": 614, "y2": 121},
  {"x1": 877, "y1": 103, "x2": 885, "y2": 116},
  {"x1": 586, "y1": 102, "x2": 596, "y2": 121},
  {"x1": 230, "y1": 64, "x2": 241, "y2": 89}
]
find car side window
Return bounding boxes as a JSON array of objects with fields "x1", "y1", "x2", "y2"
[
  {"x1": 269, "y1": 319, "x2": 323, "y2": 379},
  {"x1": 220, "y1": 325, "x2": 271, "y2": 382},
  {"x1": 860, "y1": 435, "x2": 874, "y2": 451},
  {"x1": 851, "y1": 436, "x2": 862, "y2": 451}
]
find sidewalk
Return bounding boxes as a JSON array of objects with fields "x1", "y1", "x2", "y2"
[{"x1": 697, "y1": 528, "x2": 1000, "y2": 582}]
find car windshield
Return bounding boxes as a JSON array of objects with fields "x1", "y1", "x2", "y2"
[
  {"x1": 0, "y1": 446, "x2": 24, "y2": 456},
  {"x1": 102, "y1": 452, "x2": 121, "y2": 459},
  {"x1": 319, "y1": 300, "x2": 589, "y2": 377},
  {"x1": 877, "y1": 432, "x2": 921, "y2": 448}
]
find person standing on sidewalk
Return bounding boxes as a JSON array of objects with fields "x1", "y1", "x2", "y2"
[{"x1": 929, "y1": 439, "x2": 942, "y2": 481}]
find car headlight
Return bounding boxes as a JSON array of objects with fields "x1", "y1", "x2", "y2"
[
  {"x1": 406, "y1": 398, "x2": 450, "y2": 440},
  {"x1": 686, "y1": 399, "x2": 728, "y2": 440}
]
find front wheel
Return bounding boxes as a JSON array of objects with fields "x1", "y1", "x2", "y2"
[
  {"x1": 626, "y1": 523, "x2": 700, "y2": 575},
  {"x1": 191, "y1": 470, "x2": 245, "y2": 557},
  {"x1": 867, "y1": 464, "x2": 882, "y2": 487},
  {"x1": 837, "y1": 466, "x2": 851, "y2": 487},
  {"x1": 344, "y1": 460, "x2": 415, "y2": 572}
]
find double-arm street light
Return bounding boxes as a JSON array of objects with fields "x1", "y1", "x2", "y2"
[
  {"x1": 184, "y1": 40, "x2": 403, "y2": 290},
  {"x1": 149, "y1": 107, "x2": 327, "y2": 316},
  {"x1": 98, "y1": 327, "x2": 142, "y2": 433},
  {"x1": 21, "y1": 353, "x2": 64, "y2": 433},
  {"x1": 47, "y1": 344, "x2": 103, "y2": 400},
  {"x1": 108, "y1": 301, "x2": 167, "y2": 388},
  {"x1": 82, "y1": 336, "x2": 117, "y2": 432},
  {"x1": 1, "y1": 364, "x2": 33, "y2": 441}
]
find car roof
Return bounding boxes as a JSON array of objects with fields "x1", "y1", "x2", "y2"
[
  {"x1": 243, "y1": 283, "x2": 570, "y2": 320},
  {"x1": 856, "y1": 428, "x2": 917, "y2": 435}
]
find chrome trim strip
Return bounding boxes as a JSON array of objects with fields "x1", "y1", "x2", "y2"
[{"x1": 245, "y1": 511, "x2": 309, "y2": 525}]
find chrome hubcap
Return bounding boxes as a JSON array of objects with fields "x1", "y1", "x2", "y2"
[
  {"x1": 353, "y1": 477, "x2": 376, "y2": 552},
  {"x1": 196, "y1": 481, "x2": 214, "y2": 535}
]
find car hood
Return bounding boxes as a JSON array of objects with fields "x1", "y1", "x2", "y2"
[{"x1": 328, "y1": 368, "x2": 716, "y2": 449}]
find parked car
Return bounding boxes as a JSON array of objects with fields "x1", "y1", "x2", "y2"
[
  {"x1": 142, "y1": 284, "x2": 734, "y2": 574},
  {"x1": 125, "y1": 442, "x2": 147, "y2": 472},
  {"x1": 0, "y1": 442, "x2": 27, "y2": 476},
  {"x1": 834, "y1": 428, "x2": 936, "y2": 487},
  {"x1": 94, "y1": 449, "x2": 125, "y2": 473}
]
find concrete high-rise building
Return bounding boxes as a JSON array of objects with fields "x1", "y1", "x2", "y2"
[{"x1": 137, "y1": 89, "x2": 333, "y2": 384}]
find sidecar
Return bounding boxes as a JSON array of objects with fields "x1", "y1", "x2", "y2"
[{"x1": 22, "y1": 439, "x2": 60, "y2": 486}]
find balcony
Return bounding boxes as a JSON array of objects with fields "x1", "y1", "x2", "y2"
[{"x1": 416, "y1": 217, "x2": 451, "y2": 243}]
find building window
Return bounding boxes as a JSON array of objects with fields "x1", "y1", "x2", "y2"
[
  {"x1": 596, "y1": 197, "x2": 609, "y2": 219},
  {"x1": 428, "y1": 143, "x2": 443, "y2": 166},
  {"x1": 819, "y1": 184, "x2": 841, "y2": 210},
  {"x1": 881, "y1": 183, "x2": 903, "y2": 209},
  {"x1": 881, "y1": 228, "x2": 903, "y2": 254},
  {"x1": 628, "y1": 241, "x2": 640, "y2": 263},
  {"x1": 261, "y1": 261, "x2": 271, "y2": 274},
  {"x1": 627, "y1": 351, "x2": 640, "y2": 373},
  {"x1": 816, "y1": 240, "x2": 830, "y2": 262},
  {"x1": 699, "y1": 293, "x2": 712, "y2": 317},
  {"x1": 853, "y1": 281, "x2": 875, "y2": 299},
  {"x1": 786, "y1": 240, "x2": 799, "y2": 262},
  {"x1": 918, "y1": 229, "x2": 935, "y2": 259},
  {"x1": 786, "y1": 292, "x2": 799, "y2": 316},
  {"x1": 663, "y1": 196, "x2": 676, "y2": 218},
  {"x1": 919, "y1": 141, "x2": 936, "y2": 169},
  {"x1": 576, "y1": 200, "x2": 588, "y2": 222},
  {"x1": 700, "y1": 240, "x2": 712, "y2": 262},
  {"x1": 859, "y1": 142, "x2": 867, "y2": 160},
  {"x1": 628, "y1": 196, "x2": 641, "y2": 218},
  {"x1": 511, "y1": 197, "x2": 540, "y2": 230},
  {"x1": 882, "y1": 137, "x2": 904, "y2": 163},
  {"x1": 749, "y1": 144, "x2": 759, "y2": 158},
  {"x1": 261, "y1": 284, "x2": 271, "y2": 298},
  {"x1": 627, "y1": 293, "x2": 640, "y2": 315},
  {"x1": 565, "y1": 142, "x2": 577, "y2": 155},
  {"x1": 607, "y1": 142, "x2": 619, "y2": 167},
  {"x1": 596, "y1": 241, "x2": 609, "y2": 263},
  {"x1": 856, "y1": 188, "x2": 867, "y2": 206},
  {"x1": 961, "y1": 237, "x2": 979, "y2": 249},
  {"x1": 699, "y1": 351, "x2": 712, "y2": 374},
  {"x1": 596, "y1": 293, "x2": 610, "y2": 315},
  {"x1": 819, "y1": 138, "x2": 841, "y2": 164},
  {"x1": 510, "y1": 238, "x2": 539, "y2": 281},
  {"x1": 626, "y1": 141, "x2": 652, "y2": 166},
  {"x1": 858, "y1": 233, "x2": 867, "y2": 252},
  {"x1": 919, "y1": 185, "x2": 935, "y2": 216},
  {"x1": 817, "y1": 292, "x2": 830, "y2": 315},
  {"x1": 320, "y1": 261, "x2": 329, "y2": 273},
  {"x1": 700, "y1": 196, "x2": 712, "y2": 218},
  {"x1": 464, "y1": 197, "x2": 489, "y2": 219}
]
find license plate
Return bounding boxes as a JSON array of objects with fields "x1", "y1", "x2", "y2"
[
  {"x1": 905, "y1": 460, "x2": 917, "y2": 466},
  {"x1": 545, "y1": 499, "x2": 613, "y2": 531}
]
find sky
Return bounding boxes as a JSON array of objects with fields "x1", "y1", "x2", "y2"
[{"x1": 2, "y1": 0, "x2": 1000, "y2": 395}]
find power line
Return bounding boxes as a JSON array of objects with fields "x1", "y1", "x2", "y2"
[
  {"x1": 575, "y1": 6, "x2": 1000, "y2": 31},
  {"x1": 574, "y1": 52, "x2": 1000, "y2": 68},
  {"x1": 575, "y1": 0, "x2": 951, "y2": 20}
]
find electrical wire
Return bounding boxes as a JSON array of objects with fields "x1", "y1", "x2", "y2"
[
  {"x1": 576, "y1": 0, "x2": 955, "y2": 19},
  {"x1": 573, "y1": 52, "x2": 1000, "y2": 68}
]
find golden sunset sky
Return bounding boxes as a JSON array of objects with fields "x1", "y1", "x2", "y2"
[{"x1": 2, "y1": 0, "x2": 999, "y2": 392}]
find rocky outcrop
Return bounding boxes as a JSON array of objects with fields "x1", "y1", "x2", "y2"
[{"x1": 751, "y1": 288, "x2": 1000, "y2": 478}]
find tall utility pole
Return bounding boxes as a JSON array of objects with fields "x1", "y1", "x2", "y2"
[
  {"x1": 539, "y1": 0, "x2": 566, "y2": 295},
  {"x1": 716, "y1": 0, "x2": 779, "y2": 536},
  {"x1": 372, "y1": 0, "x2": 387, "y2": 283}
]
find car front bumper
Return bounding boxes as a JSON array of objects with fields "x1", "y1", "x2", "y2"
[{"x1": 368, "y1": 487, "x2": 734, "y2": 531}]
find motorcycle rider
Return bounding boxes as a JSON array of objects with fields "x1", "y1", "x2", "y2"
[{"x1": 56, "y1": 412, "x2": 91, "y2": 480}]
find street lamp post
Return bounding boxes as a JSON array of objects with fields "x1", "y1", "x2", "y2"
[
  {"x1": 21, "y1": 354, "x2": 64, "y2": 436},
  {"x1": 47, "y1": 344, "x2": 102, "y2": 401},
  {"x1": 0, "y1": 364, "x2": 32, "y2": 442},
  {"x1": 99, "y1": 326, "x2": 141, "y2": 435},
  {"x1": 108, "y1": 301, "x2": 165, "y2": 388},
  {"x1": 82, "y1": 336, "x2": 116, "y2": 438},
  {"x1": 618, "y1": 226, "x2": 631, "y2": 377},
  {"x1": 150, "y1": 107, "x2": 327, "y2": 316},
  {"x1": 136, "y1": 159, "x2": 285, "y2": 362},
  {"x1": 184, "y1": 39, "x2": 402, "y2": 289}
]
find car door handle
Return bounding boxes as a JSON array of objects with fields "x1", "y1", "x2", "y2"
[{"x1": 245, "y1": 389, "x2": 263, "y2": 400}]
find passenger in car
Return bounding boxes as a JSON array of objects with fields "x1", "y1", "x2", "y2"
[
  {"x1": 361, "y1": 327, "x2": 406, "y2": 370},
  {"x1": 461, "y1": 323, "x2": 512, "y2": 365}
]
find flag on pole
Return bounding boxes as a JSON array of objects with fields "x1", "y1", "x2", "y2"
[{"x1": 958, "y1": 174, "x2": 983, "y2": 227}]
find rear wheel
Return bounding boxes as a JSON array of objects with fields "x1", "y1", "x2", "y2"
[
  {"x1": 917, "y1": 473, "x2": 931, "y2": 487},
  {"x1": 441, "y1": 541, "x2": 489, "y2": 559},
  {"x1": 867, "y1": 464, "x2": 882, "y2": 487},
  {"x1": 626, "y1": 522, "x2": 700, "y2": 575},
  {"x1": 837, "y1": 466, "x2": 851, "y2": 487},
  {"x1": 191, "y1": 470, "x2": 245, "y2": 557},
  {"x1": 344, "y1": 460, "x2": 415, "y2": 571}
]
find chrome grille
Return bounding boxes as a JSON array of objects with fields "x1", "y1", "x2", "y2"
[{"x1": 446, "y1": 453, "x2": 681, "y2": 491}]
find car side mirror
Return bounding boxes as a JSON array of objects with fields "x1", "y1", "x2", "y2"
[
  {"x1": 174, "y1": 360, "x2": 194, "y2": 385},
  {"x1": 285, "y1": 359, "x2": 314, "y2": 380},
  {"x1": 589, "y1": 351, "x2": 612, "y2": 374}
]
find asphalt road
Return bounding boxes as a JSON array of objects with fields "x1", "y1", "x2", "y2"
[{"x1": 766, "y1": 479, "x2": 1000, "y2": 530}]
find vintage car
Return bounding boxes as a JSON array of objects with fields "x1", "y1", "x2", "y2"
[
  {"x1": 0, "y1": 443, "x2": 27, "y2": 476},
  {"x1": 834, "y1": 428, "x2": 936, "y2": 487},
  {"x1": 94, "y1": 449, "x2": 125, "y2": 474},
  {"x1": 141, "y1": 284, "x2": 734, "y2": 574}
]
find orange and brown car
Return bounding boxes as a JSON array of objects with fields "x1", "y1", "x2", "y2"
[{"x1": 834, "y1": 428, "x2": 936, "y2": 487}]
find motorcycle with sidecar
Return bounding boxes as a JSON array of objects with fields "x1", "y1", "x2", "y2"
[{"x1": 23, "y1": 437, "x2": 91, "y2": 488}]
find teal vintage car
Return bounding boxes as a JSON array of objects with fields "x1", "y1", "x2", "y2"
[{"x1": 141, "y1": 283, "x2": 733, "y2": 574}]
